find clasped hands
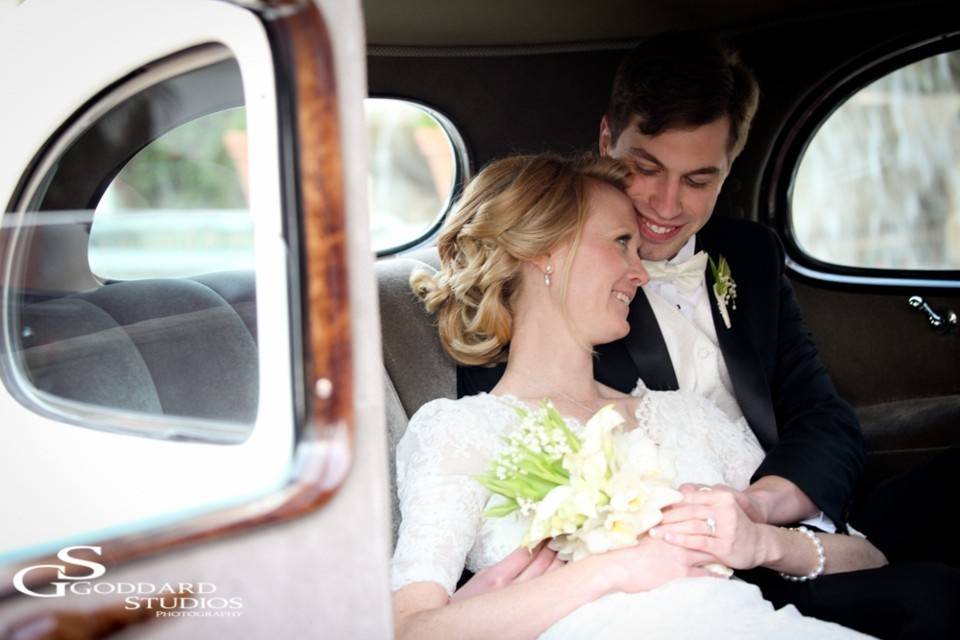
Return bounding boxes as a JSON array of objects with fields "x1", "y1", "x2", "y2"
[
  {"x1": 452, "y1": 483, "x2": 770, "y2": 602},
  {"x1": 649, "y1": 482, "x2": 772, "y2": 571}
]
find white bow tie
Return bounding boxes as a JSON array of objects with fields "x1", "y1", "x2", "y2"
[{"x1": 642, "y1": 251, "x2": 709, "y2": 293}]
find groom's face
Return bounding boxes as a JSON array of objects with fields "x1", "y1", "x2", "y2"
[{"x1": 600, "y1": 115, "x2": 731, "y2": 262}]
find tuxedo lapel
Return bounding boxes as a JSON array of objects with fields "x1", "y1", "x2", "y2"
[
  {"x1": 623, "y1": 290, "x2": 679, "y2": 391},
  {"x1": 700, "y1": 237, "x2": 779, "y2": 450}
]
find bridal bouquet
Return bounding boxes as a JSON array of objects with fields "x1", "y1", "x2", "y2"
[{"x1": 476, "y1": 402, "x2": 682, "y2": 562}]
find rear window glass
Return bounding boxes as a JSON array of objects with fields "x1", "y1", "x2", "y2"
[
  {"x1": 92, "y1": 99, "x2": 463, "y2": 267},
  {"x1": 91, "y1": 107, "x2": 253, "y2": 279},
  {"x1": 366, "y1": 98, "x2": 461, "y2": 254},
  {"x1": 791, "y1": 50, "x2": 960, "y2": 271}
]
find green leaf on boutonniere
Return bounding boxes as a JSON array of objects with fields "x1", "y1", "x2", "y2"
[{"x1": 708, "y1": 254, "x2": 737, "y2": 329}]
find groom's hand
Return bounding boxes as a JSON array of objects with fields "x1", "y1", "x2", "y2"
[
  {"x1": 743, "y1": 476, "x2": 820, "y2": 525},
  {"x1": 653, "y1": 486, "x2": 771, "y2": 570},
  {"x1": 449, "y1": 542, "x2": 564, "y2": 603},
  {"x1": 677, "y1": 483, "x2": 768, "y2": 524}
]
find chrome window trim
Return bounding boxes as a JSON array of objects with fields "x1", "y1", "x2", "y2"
[{"x1": 786, "y1": 257, "x2": 960, "y2": 290}]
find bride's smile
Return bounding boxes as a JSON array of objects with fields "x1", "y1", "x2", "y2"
[
  {"x1": 560, "y1": 182, "x2": 648, "y2": 344},
  {"x1": 529, "y1": 181, "x2": 648, "y2": 350}
]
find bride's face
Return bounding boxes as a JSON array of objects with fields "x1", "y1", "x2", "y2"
[{"x1": 555, "y1": 182, "x2": 648, "y2": 345}]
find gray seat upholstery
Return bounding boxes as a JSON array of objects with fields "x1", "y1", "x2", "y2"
[
  {"x1": 378, "y1": 249, "x2": 455, "y2": 415},
  {"x1": 19, "y1": 271, "x2": 258, "y2": 424},
  {"x1": 19, "y1": 254, "x2": 457, "y2": 542},
  {"x1": 376, "y1": 248, "x2": 457, "y2": 544},
  {"x1": 22, "y1": 252, "x2": 456, "y2": 540}
]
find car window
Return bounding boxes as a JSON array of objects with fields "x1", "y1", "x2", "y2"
[
  {"x1": 2, "y1": 49, "x2": 260, "y2": 440},
  {"x1": 91, "y1": 107, "x2": 252, "y2": 279},
  {"x1": 366, "y1": 98, "x2": 463, "y2": 254},
  {"x1": 92, "y1": 97, "x2": 463, "y2": 264},
  {"x1": 791, "y1": 50, "x2": 960, "y2": 271}
]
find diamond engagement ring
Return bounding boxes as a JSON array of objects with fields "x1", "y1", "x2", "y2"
[{"x1": 705, "y1": 516, "x2": 717, "y2": 536}]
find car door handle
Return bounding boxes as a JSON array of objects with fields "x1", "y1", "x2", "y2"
[{"x1": 908, "y1": 296, "x2": 958, "y2": 334}]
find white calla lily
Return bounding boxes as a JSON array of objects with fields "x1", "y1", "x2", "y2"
[{"x1": 480, "y1": 401, "x2": 684, "y2": 564}]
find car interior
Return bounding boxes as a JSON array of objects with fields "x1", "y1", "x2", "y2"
[
  {"x1": 367, "y1": 0, "x2": 960, "y2": 533},
  {"x1": 2, "y1": 2, "x2": 960, "y2": 636},
  {"x1": 3, "y1": 0, "x2": 958, "y2": 545}
]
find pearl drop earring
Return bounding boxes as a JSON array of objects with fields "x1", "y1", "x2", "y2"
[{"x1": 544, "y1": 263, "x2": 554, "y2": 287}]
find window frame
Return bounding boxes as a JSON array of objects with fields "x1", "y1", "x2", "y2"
[
  {"x1": 366, "y1": 95, "x2": 471, "y2": 257},
  {"x1": 13, "y1": 47, "x2": 244, "y2": 214},
  {"x1": 765, "y1": 29, "x2": 960, "y2": 289},
  {"x1": 1, "y1": 45, "x2": 261, "y2": 443}
]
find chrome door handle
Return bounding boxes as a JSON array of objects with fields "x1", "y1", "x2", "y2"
[{"x1": 908, "y1": 296, "x2": 958, "y2": 334}]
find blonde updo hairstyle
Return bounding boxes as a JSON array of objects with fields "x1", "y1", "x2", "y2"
[{"x1": 411, "y1": 154, "x2": 631, "y2": 366}]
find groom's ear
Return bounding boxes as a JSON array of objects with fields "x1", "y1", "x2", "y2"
[{"x1": 599, "y1": 116, "x2": 612, "y2": 156}]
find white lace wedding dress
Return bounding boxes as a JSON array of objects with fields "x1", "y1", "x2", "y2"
[{"x1": 392, "y1": 383, "x2": 872, "y2": 639}]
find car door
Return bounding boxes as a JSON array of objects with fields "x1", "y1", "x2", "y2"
[
  {"x1": 0, "y1": 1, "x2": 393, "y2": 637},
  {"x1": 732, "y1": 12, "x2": 960, "y2": 497}
]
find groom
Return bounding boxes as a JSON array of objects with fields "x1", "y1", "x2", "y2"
[
  {"x1": 460, "y1": 33, "x2": 958, "y2": 637},
  {"x1": 594, "y1": 34, "x2": 863, "y2": 537},
  {"x1": 464, "y1": 30, "x2": 859, "y2": 556}
]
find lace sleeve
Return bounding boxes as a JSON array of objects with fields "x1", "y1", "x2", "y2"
[{"x1": 391, "y1": 398, "x2": 494, "y2": 596}]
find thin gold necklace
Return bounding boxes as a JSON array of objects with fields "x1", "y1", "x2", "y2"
[
  {"x1": 556, "y1": 390, "x2": 600, "y2": 416},
  {"x1": 500, "y1": 369, "x2": 605, "y2": 415}
]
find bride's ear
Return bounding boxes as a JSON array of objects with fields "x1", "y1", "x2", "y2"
[
  {"x1": 529, "y1": 254, "x2": 552, "y2": 274},
  {"x1": 526, "y1": 255, "x2": 556, "y2": 289}
]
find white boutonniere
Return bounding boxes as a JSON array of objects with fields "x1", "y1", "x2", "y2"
[{"x1": 708, "y1": 254, "x2": 737, "y2": 329}]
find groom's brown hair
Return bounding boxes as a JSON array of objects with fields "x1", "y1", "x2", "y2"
[{"x1": 606, "y1": 32, "x2": 759, "y2": 160}]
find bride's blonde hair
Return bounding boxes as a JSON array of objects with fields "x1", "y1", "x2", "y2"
[{"x1": 411, "y1": 153, "x2": 631, "y2": 366}]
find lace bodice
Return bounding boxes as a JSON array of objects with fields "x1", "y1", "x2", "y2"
[{"x1": 392, "y1": 382, "x2": 765, "y2": 596}]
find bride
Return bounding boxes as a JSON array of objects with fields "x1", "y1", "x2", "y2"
[{"x1": 391, "y1": 154, "x2": 885, "y2": 639}]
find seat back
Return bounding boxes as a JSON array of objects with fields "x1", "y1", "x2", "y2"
[
  {"x1": 376, "y1": 248, "x2": 456, "y2": 543},
  {"x1": 18, "y1": 270, "x2": 258, "y2": 424}
]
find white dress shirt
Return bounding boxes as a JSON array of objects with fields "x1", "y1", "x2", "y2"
[{"x1": 643, "y1": 236, "x2": 836, "y2": 533}]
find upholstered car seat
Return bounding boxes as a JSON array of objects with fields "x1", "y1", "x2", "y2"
[
  {"x1": 376, "y1": 247, "x2": 457, "y2": 543},
  {"x1": 18, "y1": 271, "x2": 258, "y2": 425}
]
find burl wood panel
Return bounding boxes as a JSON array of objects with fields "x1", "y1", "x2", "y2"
[{"x1": 0, "y1": 0, "x2": 354, "y2": 626}]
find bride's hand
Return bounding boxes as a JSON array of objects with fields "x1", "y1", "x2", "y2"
[
  {"x1": 650, "y1": 486, "x2": 774, "y2": 570},
  {"x1": 450, "y1": 542, "x2": 565, "y2": 602},
  {"x1": 596, "y1": 535, "x2": 722, "y2": 593}
]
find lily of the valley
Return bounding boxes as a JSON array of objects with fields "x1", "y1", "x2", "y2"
[{"x1": 478, "y1": 402, "x2": 683, "y2": 563}]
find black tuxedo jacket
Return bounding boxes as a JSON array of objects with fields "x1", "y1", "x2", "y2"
[{"x1": 459, "y1": 216, "x2": 865, "y2": 528}]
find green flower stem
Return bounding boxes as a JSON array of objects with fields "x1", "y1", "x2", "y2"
[
  {"x1": 484, "y1": 499, "x2": 519, "y2": 517},
  {"x1": 549, "y1": 415, "x2": 581, "y2": 453},
  {"x1": 516, "y1": 459, "x2": 568, "y2": 486},
  {"x1": 477, "y1": 474, "x2": 556, "y2": 501},
  {"x1": 515, "y1": 445, "x2": 570, "y2": 483}
]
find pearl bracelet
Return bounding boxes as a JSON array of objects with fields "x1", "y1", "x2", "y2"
[{"x1": 778, "y1": 526, "x2": 825, "y2": 582}]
